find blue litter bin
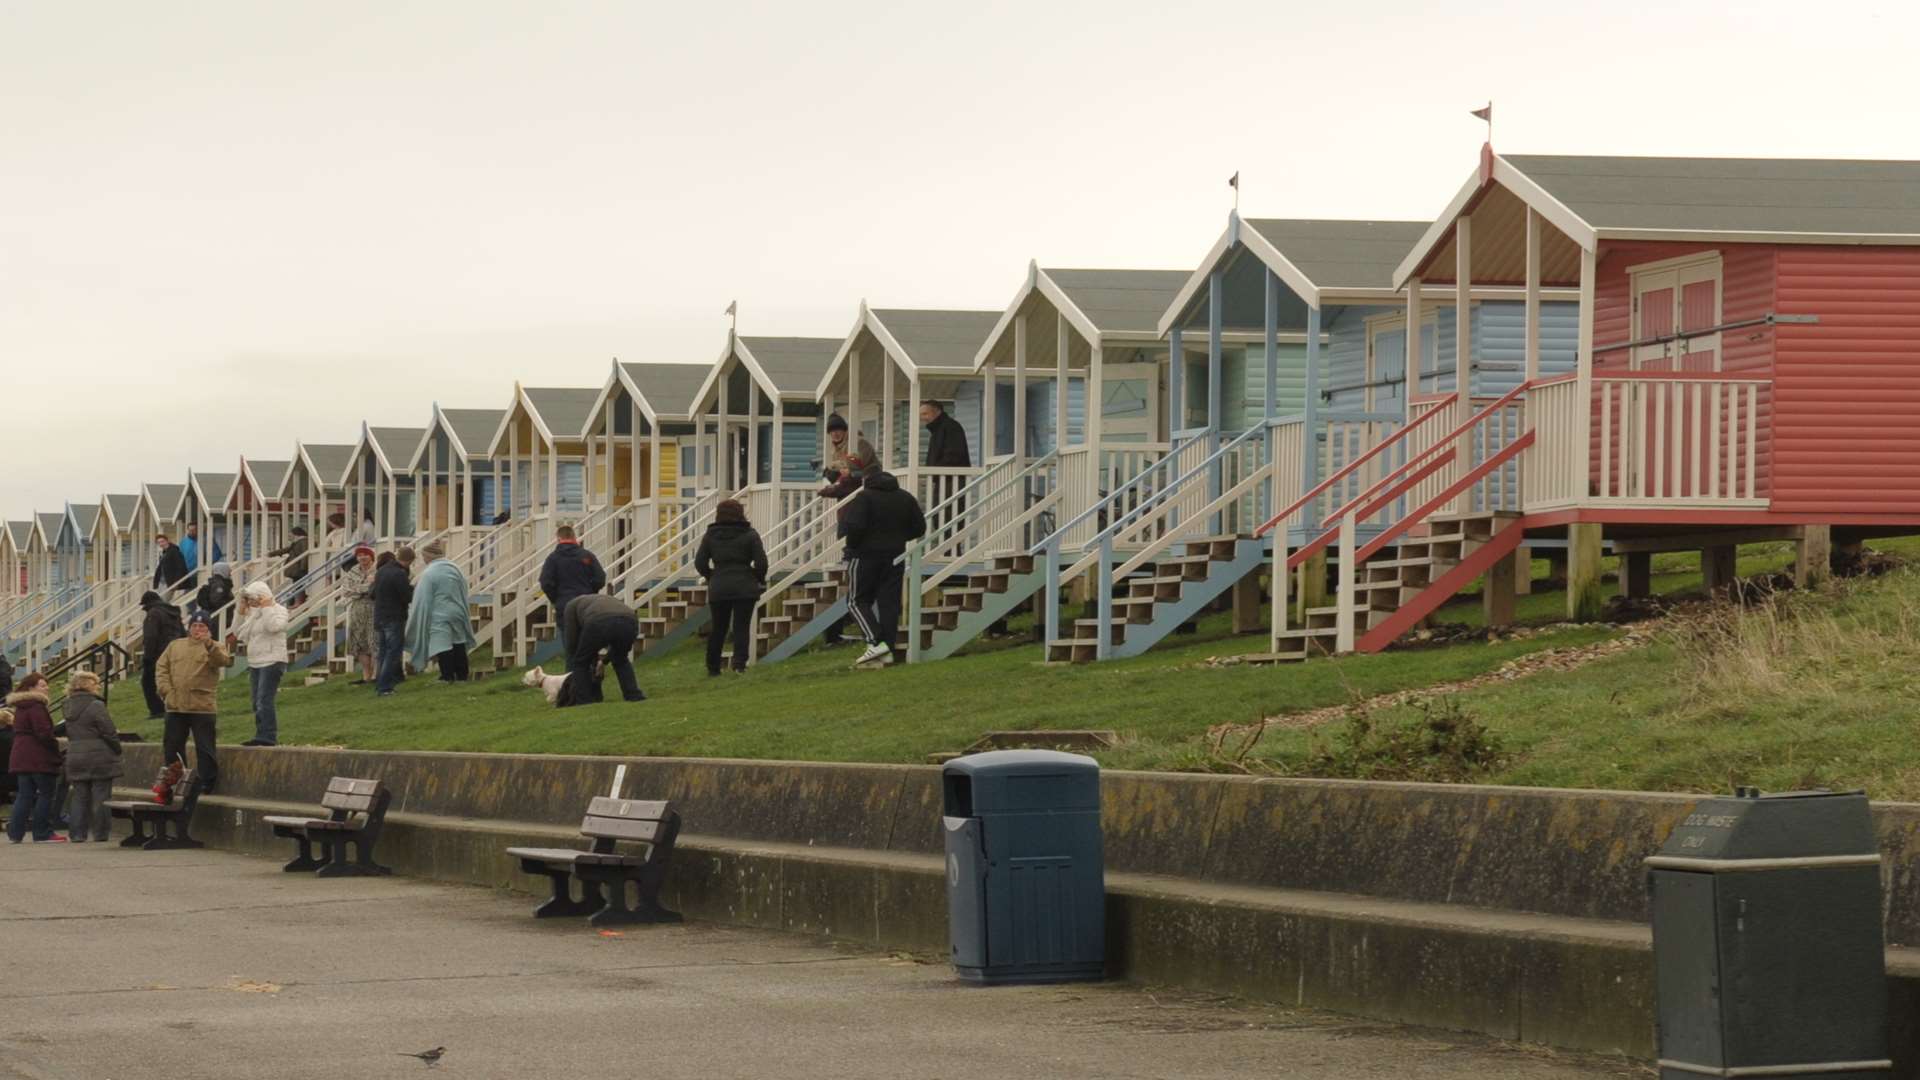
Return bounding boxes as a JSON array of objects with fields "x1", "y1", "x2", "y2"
[{"x1": 942, "y1": 749, "x2": 1104, "y2": 984}]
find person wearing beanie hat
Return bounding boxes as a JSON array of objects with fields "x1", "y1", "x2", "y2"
[
  {"x1": 820, "y1": 414, "x2": 879, "y2": 494},
  {"x1": 138, "y1": 589, "x2": 187, "y2": 719},
  {"x1": 194, "y1": 560, "x2": 236, "y2": 637},
  {"x1": 406, "y1": 541, "x2": 475, "y2": 682},
  {"x1": 155, "y1": 611, "x2": 232, "y2": 793}
]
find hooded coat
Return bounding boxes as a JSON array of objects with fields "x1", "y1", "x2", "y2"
[
  {"x1": 196, "y1": 562, "x2": 235, "y2": 617},
  {"x1": 140, "y1": 592, "x2": 187, "y2": 662},
  {"x1": 5, "y1": 690, "x2": 60, "y2": 775},
  {"x1": 268, "y1": 532, "x2": 310, "y2": 581},
  {"x1": 841, "y1": 472, "x2": 927, "y2": 556},
  {"x1": 694, "y1": 521, "x2": 769, "y2": 604},
  {"x1": 60, "y1": 690, "x2": 122, "y2": 781},
  {"x1": 406, "y1": 558, "x2": 477, "y2": 661}
]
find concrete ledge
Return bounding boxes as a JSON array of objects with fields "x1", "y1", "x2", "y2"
[{"x1": 108, "y1": 745, "x2": 1920, "y2": 1071}]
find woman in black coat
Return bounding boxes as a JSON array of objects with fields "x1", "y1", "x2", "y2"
[{"x1": 693, "y1": 499, "x2": 769, "y2": 676}]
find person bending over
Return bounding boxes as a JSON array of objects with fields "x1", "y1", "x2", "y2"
[{"x1": 557, "y1": 594, "x2": 645, "y2": 706}]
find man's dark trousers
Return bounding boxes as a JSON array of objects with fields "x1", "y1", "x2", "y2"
[
  {"x1": 565, "y1": 612, "x2": 644, "y2": 705},
  {"x1": 140, "y1": 659, "x2": 166, "y2": 718},
  {"x1": 848, "y1": 552, "x2": 904, "y2": 660},
  {"x1": 162, "y1": 712, "x2": 218, "y2": 791}
]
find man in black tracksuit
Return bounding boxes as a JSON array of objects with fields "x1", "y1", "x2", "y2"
[
  {"x1": 538, "y1": 525, "x2": 607, "y2": 654},
  {"x1": 841, "y1": 471, "x2": 926, "y2": 667},
  {"x1": 557, "y1": 593, "x2": 645, "y2": 707}
]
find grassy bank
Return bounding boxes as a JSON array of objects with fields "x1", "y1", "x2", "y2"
[{"x1": 104, "y1": 538, "x2": 1913, "y2": 795}]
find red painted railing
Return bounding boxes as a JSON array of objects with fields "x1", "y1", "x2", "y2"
[{"x1": 1252, "y1": 393, "x2": 1458, "y2": 540}]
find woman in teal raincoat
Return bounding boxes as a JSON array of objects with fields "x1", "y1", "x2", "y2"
[{"x1": 405, "y1": 540, "x2": 477, "y2": 683}]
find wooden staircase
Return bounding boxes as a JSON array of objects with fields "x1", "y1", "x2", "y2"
[
  {"x1": 1272, "y1": 511, "x2": 1525, "y2": 661},
  {"x1": 910, "y1": 554, "x2": 1038, "y2": 661},
  {"x1": 1046, "y1": 535, "x2": 1264, "y2": 663},
  {"x1": 755, "y1": 569, "x2": 849, "y2": 659}
]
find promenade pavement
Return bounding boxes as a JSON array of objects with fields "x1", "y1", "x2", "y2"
[{"x1": 1, "y1": 843, "x2": 1648, "y2": 1079}]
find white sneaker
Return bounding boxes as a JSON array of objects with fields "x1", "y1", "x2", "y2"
[{"x1": 854, "y1": 643, "x2": 893, "y2": 668}]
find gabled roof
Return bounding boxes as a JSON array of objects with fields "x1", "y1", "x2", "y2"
[
  {"x1": 407, "y1": 406, "x2": 507, "y2": 471},
  {"x1": 8, "y1": 520, "x2": 34, "y2": 550},
  {"x1": 284, "y1": 443, "x2": 355, "y2": 498},
  {"x1": 1396, "y1": 150, "x2": 1920, "y2": 287},
  {"x1": 36, "y1": 512, "x2": 62, "y2": 547},
  {"x1": 487, "y1": 385, "x2": 602, "y2": 454},
  {"x1": 820, "y1": 305, "x2": 1001, "y2": 397},
  {"x1": 242, "y1": 459, "x2": 291, "y2": 503},
  {"x1": 68, "y1": 503, "x2": 100, "y2": 541},
  {"x1": 974, "y1": 263, "x2": 1191, "y2": 370},
  {"x1": 1157, "y1": 216, "x2": 1431, "y2": 335},
  {"x1": 144, "y1": 483, "x2": 188, "y2": 523},
  {"x1": 189, "y1": 471, "x2": 236, "y2": 512},
  {"x1": 356, "y1": 426, "x2": 428, "y2": 476},
  {"x1": 102, "y1": 494, "x2": 141, "y2": 532},
  {"x1": 622, "y1": 361, "x2": 707, "y2": 421},
  {"x1": 694, "y1": 334, "x2": 842, "y2": 413}
]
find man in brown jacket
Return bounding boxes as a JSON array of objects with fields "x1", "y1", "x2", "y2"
[{"x1": 155, "y1": 612, "x2": 232, "y2": 793}]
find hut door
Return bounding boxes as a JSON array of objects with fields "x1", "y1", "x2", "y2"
[
  {"x1": 1633, "y1": 256, "x2": 1722, "y2": 373},
  {"x1": 1098, "y1": 362, "x2": 1157, "y2": 443}
]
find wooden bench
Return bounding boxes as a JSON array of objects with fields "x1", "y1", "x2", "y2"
[
  {"x1": 506, "y1": 797, "x2": 682, "y2": 927},
  {"x1": 263, "y1": 777, "x2": 393, "y2": 877},
  {"x1": 105, "y1": 770, "x2": 205, "y2": 850}
]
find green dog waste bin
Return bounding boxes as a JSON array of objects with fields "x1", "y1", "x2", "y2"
[
  {"x1": 1648, "y1": 788, "x2": 1888, "y2": 1079},
  {"x1": 942, "y1": 750, "x2": 1104, "y2": 984}
]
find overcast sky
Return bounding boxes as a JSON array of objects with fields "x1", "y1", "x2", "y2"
[{"x1": 5, "y1": 0, "x2": 1918, "y2": 520}]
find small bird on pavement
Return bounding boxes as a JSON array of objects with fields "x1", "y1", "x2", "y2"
[{"x1": 399, "y1": 1047, "x2": 447, "y2": 1066}]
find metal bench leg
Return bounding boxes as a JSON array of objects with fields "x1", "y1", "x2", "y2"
[
  {"x1": 586, "y1": 872, "x2": 682, "y2": 927},
  {"x1": 530, "y1": 870, "x2": 602, "y2": 918},
  {"x1": 282, "y1": 834, "x2": 323, "y2": 872},
  {"x1": 118, "y1": 814, "x2": 151, "y2": 848},
  {"x1": 314, "y1": 834, "x2": 392, "y2": 878}
]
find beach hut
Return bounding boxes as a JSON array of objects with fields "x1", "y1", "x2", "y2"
[
  {"x1": 1281, "y1": 149, "x2": 1920, "y2": 658},
  {"x1": 95, "y1": 494, "x2": 142, "y2": 583},
  {"x1": 580, "y1": 360, "x2": 709, "y2": 521},
  {"x1": 407, "y1": 404, "x2": 508, "y2": 534},
  {"x1": 484, "y1": 384, "x2": 602, "y2": 541},
  {"x1": 686, "y1": 333, "x2": 841, "y2": 527},
  {"x1": 278, "y1": 441, "x2": 354, "y2": 577},
  {"x1": 228, "y1": 457, "x2": 291, "y2": 564},
  {"x1": 814, "y1": 303, "x2": 1002, "y2": 510},
  {"x1": 180, "y1": 470, "x2": 238, "y2": 575},
  {"x1": 343, "y1": 423, "x2": 427, "y2": 543}
]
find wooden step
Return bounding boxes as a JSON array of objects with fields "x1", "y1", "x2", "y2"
[
  {"x1": 1045, "y1": 639, "x2": 1098, "y2": 664},
  {"x1": 995, "y1": 554, "x2": 1035, "y2": 575}
]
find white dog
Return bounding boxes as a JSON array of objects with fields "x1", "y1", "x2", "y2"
[
  {"x1": 522, "y1": 664, "x2": 601, "y2": 706},
  {"x1": 522, "y1": 666, "x2": 571, "y2": 705}
]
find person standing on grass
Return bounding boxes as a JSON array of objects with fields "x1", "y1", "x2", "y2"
[
  {"x1": 58, "y1": 670, "x2": 121, "y2": 843},
  {"x1": 152, "y1": 532, "x2": 189, "y2": 593},
  {"x1": 5, "y1": 673, "x2": 64, "y2": 844},
  {"x1": 556, "y1": 594, "x2": 646, "y2": 706},
  {"x1": 538, "y1": 524, "x2": 606, "y2": 654},
  {"x1": 344, "y1": 545, "x2": 378, "y2": 685},
  {"x1": 155, "y1": 613, "x2": 231, "y2": 794},
  {"x1": 407, "y1": 540, "x2": 476, "y2": 682},
  {"x1": 230, "y1": 581, "x2": 290, "y2": 747},
  {"x1": 817, "y1": 413, "x2": 879, "y2": 648},
  {"x1": 138, "y1": 590, "x2": 187, "y2": 720},
  {"x1": 694, "y1": 498, "x2": 768, "y2": 676},
  {"x1": 842, "y1": 471, "x2": 926, "y2": 668},
  {"x1": 372, "y1": 548, "x2": 414, "y2": 697}
]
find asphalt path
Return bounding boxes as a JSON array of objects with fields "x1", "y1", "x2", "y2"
[{"x1": 0, "y1": 842, "x2": 1649, "y2": 1079}]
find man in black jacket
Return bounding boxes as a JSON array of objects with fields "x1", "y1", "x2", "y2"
[
  {"x1": 841, "y1": 471, "x2": 926, "y2": 668},
  {"x1": 538, "y1": 524, "x2": 607, "y2": 654},
  {"x1": 557, "y1": 594, "x2": 645, "y2": 706},
  {"x1": 372, "y1": 549, "x2": 414, "y2": 696},
  {"x1": 151, "y1": 533, "x2": 189, "y2": 593},
  {"x1": 921, "y1": 400, "x2": 970, "y2": 468},
  {"x1": 138, "y1": 590, "x2": 187, "y2": 719}
]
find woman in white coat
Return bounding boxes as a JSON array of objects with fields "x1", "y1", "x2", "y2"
[{"x1": 229, "y1": 581, "x2": 291, "y2": 747}]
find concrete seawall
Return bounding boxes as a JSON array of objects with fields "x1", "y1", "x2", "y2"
[{"x1": 113, "y1": 745, "x2": 1920, "y2": 1069}]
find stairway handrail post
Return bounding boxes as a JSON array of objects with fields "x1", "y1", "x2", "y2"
[
  {"x1": 905, "y1": 546, "x2": 923, "y2": 664},
  {"x1": 1335, "y1": 514, "x2": 1358, "y2": 653},
  {"x1": 1043, "y1": 536, "x2": 1061, "y2": 648},
  {"x1": 1094, "y1": 535, "x2": 1113, "y2": 662}
]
